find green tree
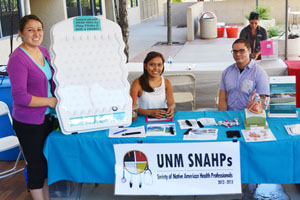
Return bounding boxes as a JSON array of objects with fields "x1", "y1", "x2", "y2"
[{"x1": 66, "y1": 0, "x2": 76, "y2": 7}]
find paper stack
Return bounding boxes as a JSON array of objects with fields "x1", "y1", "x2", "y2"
[{"x1": 285, "y1": 124, "x2": 300, "y2": 136}]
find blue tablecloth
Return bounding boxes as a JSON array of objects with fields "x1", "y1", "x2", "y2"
[{"x1": 44, "y1": 109, "x2": 300, "y2": 185}]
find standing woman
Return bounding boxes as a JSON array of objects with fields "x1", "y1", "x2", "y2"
[
  {"x1": 130, "y1": 51, "x2": 175, "y2": 119},
  {"x1": 7, "y1": 15, "x2": 57, "y2": 200},
  {"x1": 239, "y1": 12, "x2": 268, "y2": 60}
]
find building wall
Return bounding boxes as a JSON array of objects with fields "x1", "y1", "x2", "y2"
[
  {"x1": 139, "y1": 0, "x2": 159, "y2": 22},
  {"x1": 187, "y1": 2, "x2": 204, "y2": 41},
  {"x1": 0, "y1": 38, "x2": 22, "y2": 65},
  {"x1": 163, "y1": 2, "x2": 197, "y2": 26},
  {"x1": 0, "y1": 0, "x2": 110, "y2": 64},
  {"x1": 128, "y1": 7, "x2": 141, "y2": 25},
  {"x1": 30, "y1": 0, "x2": 67, "y2": 49},
  {"x1": 204, "y1": 0, "x2": 299, "y2": 25},
  {"x1": 105, "y1": 0, "x2": 115, "y2": 22},
  {"x1": 0, "y1": 0, "x2": 25, "y2": 64},
  {"x1": 158, "y1": 0, "x2": 167, "y2": 16}
]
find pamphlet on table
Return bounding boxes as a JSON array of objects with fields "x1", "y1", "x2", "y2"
[
  {"x1": 183, "y1": 128, "x2": 218, "y2": 140},
  {"x1": 177, "y1": 119, "x2": 198, "y2": 129},
  {"x1": 177, "y1": 118, "x2": 216, "y2": 129},
  {"x1": 146, "y1": 123, "x2": 176, "y2": 136},
  {"x1": 285, "y1": 124, "x2": 300, "y2": 136},
  {"x1": 241, "y1": 128, "x2": 276, "y2": 142}
]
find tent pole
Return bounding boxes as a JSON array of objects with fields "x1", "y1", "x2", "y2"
[{"x1": 285, "y1": 0, "x2": 288, "y2": 60}]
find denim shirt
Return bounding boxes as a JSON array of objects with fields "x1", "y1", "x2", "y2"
[{"x1": 220, "y1": 60, "x2": 270, "y2": 111}]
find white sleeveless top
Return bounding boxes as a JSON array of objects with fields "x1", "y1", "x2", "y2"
[{"x1": 138, "y1": 76, "x2": 167, "y2": 109}]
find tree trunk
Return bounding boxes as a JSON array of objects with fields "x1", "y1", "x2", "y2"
[
  {"x1": 116, "y1": 0, "x2": 129, "y2": 62},
  {"x1": 167, "y1": 0, "x2": 172, "y2": 45}
]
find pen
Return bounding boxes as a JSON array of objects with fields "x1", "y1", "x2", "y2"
[
  {"x1": 169, "y1": 127, "x2": 174, "y2": 135},
  {"x1": 122, "y1": 132, "x2": 141, "y2": 136},
  {"x1": 185, "y1": 120, "x2": 192, "y2": 127},
  {"x1": 113, "y1": 129, "x2": 127, "y2": 135},
  {"x1": 184, "y1": 128, "x2": 192, "y2": 135},
  {"x1": 197, "y1": 121, "x2": 204, "y2": 128}
]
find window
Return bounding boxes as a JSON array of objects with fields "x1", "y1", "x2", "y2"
[
  {"x1": 66, "y1": 0, "x2": 102, "y2": 18},
  {"x1": 81, "y1": 0, "x2": 92, "y2": 15},
  {"x1": 94, "y1": 0, "x2": 102, "y2": 16},
  {"x1": 128, "y1": 0, "x2": 138, "y2": 8},
  {"x1": 0, "y1": 0, "x2": 21, "y2": 38},
  {"x1": 66, "y1": 0, "x2": 79, "y2": 18}
]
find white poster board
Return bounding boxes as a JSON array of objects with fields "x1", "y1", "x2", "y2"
[
  {"x1": 114, "y1": 142, "x2": 241, "y2": 195},
  {"x1": 50, "y1": 16, "x2": 132, "y2": 134}
]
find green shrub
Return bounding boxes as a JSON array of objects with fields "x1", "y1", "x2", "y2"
[
  {"x1": 172, "y1": 0, "x2": 182, "y2": 2},
  {"x1": 267, "y1": 26, "x2": 284, "y2": 38},
  {"x1": 245, "y1": 4, "x2": 271, "y2": 20}
]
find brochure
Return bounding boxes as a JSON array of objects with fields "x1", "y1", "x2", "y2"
[
  {"x1": 183, "y1": 128, "x2": 218, "y2": 140},
  {"x1": 284, "y1": 124, "x2": 300, "y2": 136},
  {"x1": 177, "y1": 119, "x2": 198, "y2": 129},
  {"x1": 268, "y1": 76, "x2": 298, "y2": 117},
  {"x1": 241, "y1": 128, "x2": 276, "y2": 142},
  {"x1": 197, "y1": 118, "x2": 216, "y2": 126},
  {"x1": 146, "y1": 123, "x2": 176, "y2": 136}
]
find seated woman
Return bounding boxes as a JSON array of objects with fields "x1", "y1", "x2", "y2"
[
  {"x1": 239, "y1": 12, "x2": 268, "y2": 60},
  {"x1": 130, "y1": 51, "x2": 175, "y2": 119}
]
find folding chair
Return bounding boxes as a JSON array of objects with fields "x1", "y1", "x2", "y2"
[
  {"x1": 0, "y1": 101, "x2": 25, "y2": 179},
  {"x1": 164, "y1": 73, "x2": 196, "y2": 110}
]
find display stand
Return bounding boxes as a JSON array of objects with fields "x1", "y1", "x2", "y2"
[{"x1": 50, "y1": 16, "x2": 132, "y2": 134}]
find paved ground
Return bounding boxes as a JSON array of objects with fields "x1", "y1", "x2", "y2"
[
  {"x1": 53, "y1": 16, "x2": 300, "y2": 200},
  {"x1": 54, "y1": 183, "x2": 300, "y2": 200},
  {"x1": 129, "y1": 16, "x2": 236, "y2": 64}
]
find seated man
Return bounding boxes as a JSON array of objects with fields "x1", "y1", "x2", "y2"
[
  {"x1": 218, "y1": 38, "x2": 269, "y2": 111},
  {"x1": 219, "y1": 38, "x2": 289, "y2": 200}
]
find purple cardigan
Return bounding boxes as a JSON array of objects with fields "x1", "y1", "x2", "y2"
[{"x1": 7, "y1": 46, "x2": 55, "y2": 124}]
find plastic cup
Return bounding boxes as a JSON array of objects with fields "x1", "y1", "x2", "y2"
[{"x1": 132, "y1": 105, "x2": 138, "y2": 122}]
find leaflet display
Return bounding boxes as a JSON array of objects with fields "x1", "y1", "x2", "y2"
[{"x1": 268, "y1": 76, "x2": 297, "y2": 117}]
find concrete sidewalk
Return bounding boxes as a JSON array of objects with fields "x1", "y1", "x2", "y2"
[
  {"x1": 129, "y1": 16, "x2": 235, "y2": 64},
  {"x1": 129, "y1": 16, "x2": 300, "y2": 63}
]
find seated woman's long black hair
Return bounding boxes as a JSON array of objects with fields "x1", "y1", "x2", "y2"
[{"x1": 139, "y1": 51, "x2": 165, "y2": 92}]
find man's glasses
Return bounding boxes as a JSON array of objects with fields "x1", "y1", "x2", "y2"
[{"x1": 231, "y1": 49, "x2": 248, "y2": 54}]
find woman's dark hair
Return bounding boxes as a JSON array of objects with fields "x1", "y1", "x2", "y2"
[
  {"x1": 18, "y1": 14, "x2": 43, "y2": 33},
  {"x1": 249, "y1": 12, "x2": 260, "y2": 20},
  {"x1": 139, "y1": 51, "x2": 165, "y2": 92}
]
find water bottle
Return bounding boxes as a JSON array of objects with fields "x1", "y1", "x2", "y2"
[{"x1": 167, "y1": 56, "x2": 173, "y2": 69}]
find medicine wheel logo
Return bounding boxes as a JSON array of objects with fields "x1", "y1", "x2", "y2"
[{"x1": 121, "y1": 150, "x2": 153, "y2": 188}]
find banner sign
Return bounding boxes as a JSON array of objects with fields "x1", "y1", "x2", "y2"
[
  {"x1": 73, "y1": 16, "x2": 101, "y2": 32},
  {"x1": 114, "y1": 142, "x2": 241, "y2": 195}
]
